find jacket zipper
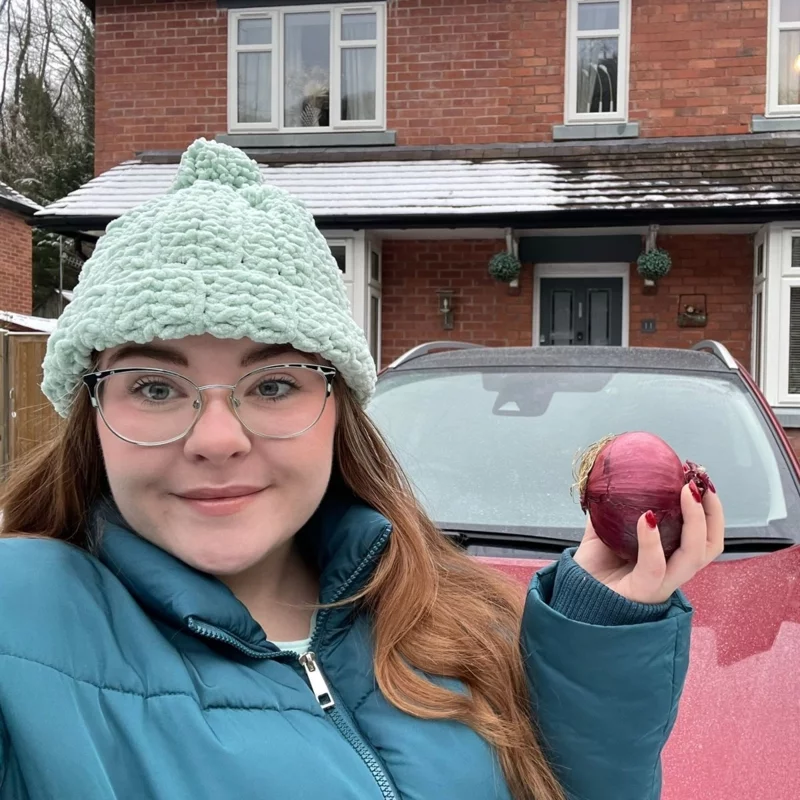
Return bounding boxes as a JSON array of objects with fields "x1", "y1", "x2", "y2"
[
  {"x1": 299, "y1": 652, "x2": 397, "y2": 800},
  {"x1": 186, "y1": 523, "x2": 397, "y2": 800},
  {"x1": 188, "y1": 621, "x2": 397, "y2": 800}
]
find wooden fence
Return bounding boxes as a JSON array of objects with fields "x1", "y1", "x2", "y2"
[{"x1": 0, "y1": 331, "x2": 60, "y2": 469}]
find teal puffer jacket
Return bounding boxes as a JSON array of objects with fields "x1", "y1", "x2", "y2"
[{"x1": 0, "y1": 497, "x2": 691, "y2": 799}]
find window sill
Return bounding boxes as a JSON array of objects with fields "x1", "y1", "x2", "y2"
[
  {"x1": 552, "y1": 122, "x2": 639, "y2": 142},
  {"x1": 771, "y1": 406, "x2": 800, "y2": 428},
  {"x1": 752, "y1": 115, "x2": 800, "y2": 133},
  {"x1": 217, "y1": 131, "x2": 396, "y2": 148}
]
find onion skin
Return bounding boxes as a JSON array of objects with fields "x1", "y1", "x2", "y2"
[{"x1": 577, "y1": 432, "x2": 709, "y2": 562}]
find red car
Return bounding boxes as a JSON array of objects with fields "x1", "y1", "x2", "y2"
[{"x1": 369, "y1": 340, "x2": 800, "y2": 800}]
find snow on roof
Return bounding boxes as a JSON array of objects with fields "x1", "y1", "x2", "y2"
[
  {"x1": 36, "y1": 159, "x2": 569, "y2": 219},
  {"x1": 33, "y1": 136, "x2": 800, "y2": 225},
  {"x1": 0, "y1": 180, "x2": 42, "y2": 215},
  {"x1": 0, "y1": 311, "x2": 57, "y2": 333}
]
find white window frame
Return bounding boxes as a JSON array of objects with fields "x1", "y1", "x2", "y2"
[
  {"x1": 752, "y1": 228, "x2": 767, "y2": 391},
  {"x1": 767, "y1": 0, "x2": 800, "y2": 116},
  {"x1": 564, "y1": 0, "x2": 631, "y2": 125},
  {"x1": 227, "y1": 4, "x2": 387, "y2": 134},
  {"x1": 367, "y1": 245, "x2": 382, "y2": 367},
  {"x1": 326, "y1": 237, "x2": 355, "y2": 310},
  {"x1": 322, "y1": 232, "x2": 381, "y2": 367},
  {"x1": 757, "y1": 224, "x2": 800, "y2": 406},
  {"x1": 774, "y1": 227, "x2": 800, "y2": 405}
]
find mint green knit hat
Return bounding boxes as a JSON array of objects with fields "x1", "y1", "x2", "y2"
[{"x1": 41, "y1": 138, "x2": 376, "y2": 417}]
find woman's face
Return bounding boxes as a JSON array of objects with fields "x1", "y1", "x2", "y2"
[{"x1": 95, "y1": 334, "x2": 336, "y2": 576}]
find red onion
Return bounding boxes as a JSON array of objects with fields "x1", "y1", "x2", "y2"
[{"x1": 574, "y1": 432, "x2": 711, "y2": 562}]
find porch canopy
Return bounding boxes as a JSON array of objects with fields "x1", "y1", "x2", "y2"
[{"x1": 33, "y1": 134, "x2": 800, "y2": 235}]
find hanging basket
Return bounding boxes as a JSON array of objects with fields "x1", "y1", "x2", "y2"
[
  {"x1": 637, "y1": 248, "x2": 672, "y2": 282},
  {"x1": 488, "y1": 251, "x2": 522, "y2": 283}
]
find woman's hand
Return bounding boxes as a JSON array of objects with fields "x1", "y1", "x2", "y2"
[{"x1": 573, "y1": 482, "x2": 725, "y2": 605}]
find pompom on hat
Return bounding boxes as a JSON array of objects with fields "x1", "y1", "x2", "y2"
[{"x1": 41, "y1": 138, "x2": 377, "y2": 417}]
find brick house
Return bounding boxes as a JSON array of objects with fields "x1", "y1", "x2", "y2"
[
  {"x1": 0, "y1": 181, "x2": 38, "y2": 317},
  {"x1": 31, "y1": 0, "x2": 800, "y2": 435}
]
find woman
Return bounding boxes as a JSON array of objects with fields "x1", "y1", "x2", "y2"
[{"x1": 0, "y1": 139, "x2": 723, "y2": 800}]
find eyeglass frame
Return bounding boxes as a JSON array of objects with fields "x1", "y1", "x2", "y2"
[{"x1": 82, "y1": 363, "x2": 338, "y2": 447}]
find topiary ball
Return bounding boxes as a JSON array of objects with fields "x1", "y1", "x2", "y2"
[
  {"x1": 637, "y1": 248, "x2": 672, "y2": 281},
  {"x1": 489, "y1": 252, "x2": 522, "y2": 282}
]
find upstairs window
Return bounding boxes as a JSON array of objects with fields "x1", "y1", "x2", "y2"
[
  {"x1": 565, "y1": 0, "x2": 630, "y2": 124},
  {"x1": 228, "y1": 4, "x2": 386, "y2": 132},
  {"x1": 768, "y1": 0, "x2": 800, "y2": 115}
]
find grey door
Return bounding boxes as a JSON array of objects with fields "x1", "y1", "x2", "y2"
[{"x1": 539, "y1": 277, "x2": 623, "y2": 346}]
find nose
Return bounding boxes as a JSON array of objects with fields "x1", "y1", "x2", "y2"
[{"x1": 182, "y1": 389, "x2": 251, "y2": 463}]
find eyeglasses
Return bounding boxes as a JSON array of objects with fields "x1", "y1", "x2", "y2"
[{"x1": 82, "y1": 364, "x2": 337, "y2": 447}]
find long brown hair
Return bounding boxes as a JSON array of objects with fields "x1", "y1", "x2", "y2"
[{"x1": 0, "y1": 382, "x2": 565, "y2": 800}]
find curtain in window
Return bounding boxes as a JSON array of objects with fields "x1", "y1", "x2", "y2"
[
  {"x1": 341, "y1": 14, "x2": 377, "y2": 122},
  {"x1": 284, "y1": 12, "x2": 330, "y2": 128},
  {"x1": 238, "y1": 52, "x2": 272, "y2": 123},
  {"x1": 576, "y1": 38, "x2": 618, "y2": 114},
  {"x1": 778, "y1": 29, "x2": 800, "y2": 106}
]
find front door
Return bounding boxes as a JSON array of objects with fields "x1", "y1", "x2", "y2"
[{"x1": 539, "y1": 277, "x2": 623, "y2": 346}]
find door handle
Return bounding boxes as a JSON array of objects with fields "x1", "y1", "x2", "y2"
[{"x1": 578, "y1": 302, "x2": 583, "y2": 319}]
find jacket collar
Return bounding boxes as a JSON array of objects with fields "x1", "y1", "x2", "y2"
[{"x1": 95, "y1": 490, "x2": 392, "y2": 650}]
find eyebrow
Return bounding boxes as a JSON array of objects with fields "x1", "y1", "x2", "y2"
[{"x1": 105, "y1": 343, "x2": 298, "y2": 369}]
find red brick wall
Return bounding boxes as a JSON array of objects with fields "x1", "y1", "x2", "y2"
[
  {"x1": 0, "y1": 210, "x2": 33, "y2": 314},
  {"x1": 95, "y1": 0, "x2": 227, "y2": 173},
  {"x1": 381, "y1": 240, "x2": 533, "y2": 364},
  {"x1": 629, "y1": 234, "x2": 753, "y2": 368},
  {"x1": 629, "y1": 2, "x2": 767, "y2": 137},
  {"x1": 94, "y1": 0, "x2": 770, "y2": 171},
  {"x1": 381, "y1": 234, "x2": 753, "y2": 368}
]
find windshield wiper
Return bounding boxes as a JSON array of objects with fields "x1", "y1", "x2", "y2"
[
  {"x1": 441, "y1": 529, "x2": 796, "y2": 556},
  {"x1": 439, "y1": 528, "x2": 577, "y2": 554}
]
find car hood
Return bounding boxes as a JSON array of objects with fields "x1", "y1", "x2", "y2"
[{"x1": 480, "y1": 544, "x2": 800, "y2": 800}]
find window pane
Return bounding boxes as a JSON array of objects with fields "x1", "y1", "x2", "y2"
[
  {"x1": 370, "y1": 250, "x2": 381, "y2": 283},
  {"x1": 237, "y1": 52, "x2": 272, "y2": 123},
  {"x1": 550, "y1": 290, "x2": 574, "y2": 345},
  {"x1": 330, "y1": 244, "x2": 347, "y2": 272},
  {"x1": 781, "y1": 0, "x2": 800, "y2": 23},
  {"x1": 578, "y1": 1, "x2": 619, "y2": 31},
  {"x1": 588, "y1": 289, "x2": 610, "y2": 345},
  {"x1": 779, "y1": 30, "x2": 800, "y2": 105},
  {"x1": 342, "y1": 12, "x2": 377, "y2": 41},
  {"x1": 754, "y1": 290, "x2": 763, "y2": 387},
  {"x1": 342, "y1": 47, "x2": 377, "y2": 121},
  {"x1": 792, "y1": 237, "x2": 800, "y2": 267},
  {"x1": 370, "y1": 293, "x2": 380, "y2": 362},
  {"x1": 789, "y1": 288, "x2": 800, "y2": 393},
  {"x1": 284, "y1": 12, "x2": 330, "y2": 128},
  {"x1": 576, "y1": 37, "x2": 619, "y2": 114},
  {"x1": 238, "y1": 17, "x2": 272, "y2": 45}
]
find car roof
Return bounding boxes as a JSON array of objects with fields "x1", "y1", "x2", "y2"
[{"x1": 389, "y1": 345, "x2": 732, "y2": 374}]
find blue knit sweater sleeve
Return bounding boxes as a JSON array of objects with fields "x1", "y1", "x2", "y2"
[{"x1": 549, "y1": 547, "x2": 671, "y2": 625}]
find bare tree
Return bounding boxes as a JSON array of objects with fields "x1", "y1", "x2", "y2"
[{"x1": 0, "y1": 0, "x2": 93, "y2": 311}]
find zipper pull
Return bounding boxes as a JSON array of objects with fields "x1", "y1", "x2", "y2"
[{"x1": 299, "y1": 652, "x2": 335, "y2": 710}]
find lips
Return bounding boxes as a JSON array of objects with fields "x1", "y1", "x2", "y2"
[
  {"x1": 176, "y1": 486, "x2": 264, "y2": 500},
  {"x1": 173, "y1": 485, "x2": 267, "y2": 518}
]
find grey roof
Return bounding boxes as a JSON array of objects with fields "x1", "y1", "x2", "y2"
[
  {"x1": 0, "y1": 180, "x2": 42, "y2": 216},
  {"x1": 391, "y1": 345, "x2": 731, "y2": 374},
  {"x1": 33, "y1": 133, "x2": 800, "y2": 230}
]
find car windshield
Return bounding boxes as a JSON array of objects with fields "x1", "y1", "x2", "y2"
[{"x1": 368, "y1": 366, "x2": 800, "y2": 546}]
